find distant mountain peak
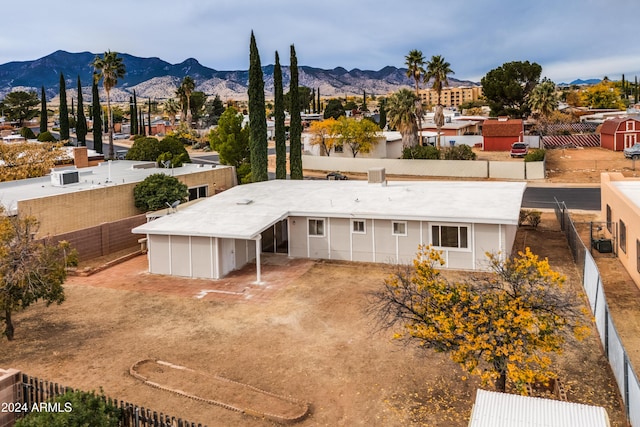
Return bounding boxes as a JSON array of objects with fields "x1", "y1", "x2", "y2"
[{"x1": 0, "y1": 51, "x2": 479, "y2": 101}]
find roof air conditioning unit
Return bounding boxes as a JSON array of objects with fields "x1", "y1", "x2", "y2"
[
  {"x1": 368, "y1": 167, "x2": 386, "y2": 184},
  {"x1": 51, "y1": 170, "x2": 80, "y2": 186}
]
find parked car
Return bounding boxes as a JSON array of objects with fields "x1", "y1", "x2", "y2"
[
  {"x1": 624, "y1": 143, "x2": 640, "y2": 160},
  {"x1": 510, "y1": 142, "x2": 528, "y2": 158},
  {"x1": 326, "y1": 171, "x2": 348, "y2": 180}
]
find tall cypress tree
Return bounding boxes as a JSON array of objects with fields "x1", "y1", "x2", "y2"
[
  {"x1": 289, "y1": 44, "x2": 303, "y2": 180},
  {"x1": 132, "y1": 90, "x2": 138, "y2": 135},
  {"x1": 274, "y1": 51, "x2": 286, "y2": 179},
  {"x1": 378, "y1": 98, "x2": 387, "y2": 130},
  {"x1": 312, "y1": 88, "x2": 316, "y2": 113},
  {"x1": 317, "y1": 88, "x2": 321, "y2": 114},
  {"x1": 76, "y1": 76, "x2": 87, "y2": 145},
  {"x1": 59, "y1": 73, "x2": 70, "y2": 141},
  {"x1": 248, "y1": 31, "x2": 268, "y2": 182},
  {"x1": 91, "y1": 75, "x2": 103, "y2": 154},
  {"x1": 40, "y1": 86, "x2": 47, "y2": 134}
]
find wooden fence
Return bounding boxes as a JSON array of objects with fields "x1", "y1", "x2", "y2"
[{"x1": 17, "y1": 373, "x2": 206, "y2": 427}]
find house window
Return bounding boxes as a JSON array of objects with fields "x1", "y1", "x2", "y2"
[
  {"x1": 606, "y1": 205, "x2": 612, "y2": 232},
  {"x1": 352, "y1": 220, "x2": 366, "y2": 234},
  {"x1": 432, "y1": 225, "x2": 469, "y2": 249},
  {"x1": 620, "y1": 220, "x2": 627, "y2": 253},
  {"x1": 334, "y1": 145, "x2": 344, "y2": 153},
  {"x1": 392, "y1": 221, "x2": 407, "y2": 236},
  {"x1": 188, "y1": 185, "x2": 208, "y2": 201},
  {"x1": 308, "y1": 218, "x2": 325, "y2": 237},
  {"x1": 627, "y1": 120, "x2": 635, "y2": 131}
]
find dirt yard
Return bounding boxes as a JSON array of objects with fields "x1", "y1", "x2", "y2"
[{"x1": 0, "y1": 214, "x2": 629, "y2": 426}]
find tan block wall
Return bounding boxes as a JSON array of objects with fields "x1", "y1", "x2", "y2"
[{"x1": 19, "y1": 166, "x2": 236, "y2": 238}]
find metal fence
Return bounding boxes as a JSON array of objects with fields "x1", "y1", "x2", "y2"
[{"x1": 554, "y1": 199, "x2": 640, "y2": 425}]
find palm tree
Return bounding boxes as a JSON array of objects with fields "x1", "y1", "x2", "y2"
[
  {"x1": 425, "y1": 55, "x2": 454, "y2": 148},
  {"x1": 405, "y1": 49, "x2": 425, "y2": 145},
  {"x1": 529, "y1": 78, "x2": 559, "y2": 136},
  {"x1": 386, "y1": 88, "x2": 418, "y2": 147},
  {"x1": 529, "y1": 79, "x2": 558, "y2": 119},
  {"x1": 179, "y1": 76, "x2": 195, "y2": 127},
  {"x1": 92, "y1": 51, "x2": 126, "y2": 159},
  {"x1": 163, "y1": 98, "x2": 180, "y2": 127}
]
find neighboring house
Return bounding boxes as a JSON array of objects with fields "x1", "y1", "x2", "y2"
[
  {"x1": 421, "y1": 120, "x2": 481, "y2": 137},
  {"x1": 601, "y1": 172, "x2": 640, "y2": 290},
  {"x1": 0, "y1": 152, "x2": 236, "y2": 238},
  {"x1": 133, "y1": 174, "x2": 526, "y2": 282},
  {"x1": 482, "y1": 118, "x2": 524, "y2": 151},
  {"x1": 599, "y1": 117, "x2": 640, "y2": 151},
  {"x1": 303, "y1": 131, "x2": 403, "y2": 158},
  {"x1": 469, "y1": 389, "x2": 610, "y2": 427}
]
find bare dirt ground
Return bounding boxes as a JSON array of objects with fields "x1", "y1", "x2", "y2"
[
  {"x1": 1, "y1": 146, "x2": 636, "y2": 426},
  {"x1": 0, "y1": 213, "x2": 629, "y2": 426}
]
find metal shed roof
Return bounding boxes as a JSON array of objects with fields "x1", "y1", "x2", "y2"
[
  {"x1": 133, "y1": 179, "x2": 526, "y2": 240},
  {"x1": 469, "y1": 389, "x2": 610, "y2": 427}
]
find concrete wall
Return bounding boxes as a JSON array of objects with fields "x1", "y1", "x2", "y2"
[
  {"x1": 19, "y1": 166, "x2": 236, "y2": 238},
  {"x1": 302, "y1": 155, "x2": 545, "y2": 180}
]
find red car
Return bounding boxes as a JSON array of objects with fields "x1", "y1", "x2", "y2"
[{"x1": 510, "y1": 142, "x2": 528, "y2": 158}]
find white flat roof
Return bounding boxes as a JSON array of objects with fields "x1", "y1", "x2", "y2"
[
  {"x1": 613, "y1": 181, "x2": 640, "y2": 210},
  {"x1": 469, "y1": 389, "x2": 610, "y2": 427},
  {"x1": 133, "y1": 179, "x2": 526, "y2": 240},
  {"x1": 0, "y1": 161, "x2": 230, "y2": 215}
]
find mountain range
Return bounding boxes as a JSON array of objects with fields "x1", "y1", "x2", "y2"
[{"x1": 0, "y1": 50, "x2": 480, "y2": 102}]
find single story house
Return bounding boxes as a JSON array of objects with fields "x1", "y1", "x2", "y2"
[
  {"x1": 599, "y1": 117, "x2": 640, "y2": 151},
  {"x1": 469, "y1": 389, "x2": 610, "y2": 427},
  {"x1": 132, "y1": 176, "x2": 527, "y2": 282},
  {"x1": 482, "y1": 118, "x2": 524, "y2": 151},
  {"x1": 302, "y1": 131, "x2": 405, "y2": 158},
  {"x1": 601, "y1": 172, "x2": 640, "y2": 289}
]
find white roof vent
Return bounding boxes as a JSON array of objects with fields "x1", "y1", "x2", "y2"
[{"x1": 50, "y1": 169, "x2": 79, "y2": 186}]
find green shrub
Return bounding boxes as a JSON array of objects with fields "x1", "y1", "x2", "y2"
[
  {"x1": 443, "y1": 144, "x2": 477, "y2": 160},
  {"x1": 133, "y1": 173, "x2": 189, "y2": 212},
  {"x1": 36, "y1": 131, "x2": 58, "y2": 142},
  {"x1": 524, "y1": 148, "x2": 546, "y2": 162},
  {"x1": 15, "y1": 389, "x2": 121, "y2": 427},
  {"x1": 19, "y1": 127, "x2": 36, "y2": 139},
  {"x1": 126, "y1": 136, "x2": 190, "y2": 164},
  {"x1": 402, "y1": 145, "x2": 441, "y2": 159}
]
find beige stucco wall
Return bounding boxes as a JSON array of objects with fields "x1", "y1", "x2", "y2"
[
  {"x1": 489, "y1": 161, "x2": 526, "y2": 180},
  {"x1": 601, "y1": 173, "x2": 640, "y2": 289},
  {"x1": 19, "y1": 166, "x2": 236, "y2": 238}
]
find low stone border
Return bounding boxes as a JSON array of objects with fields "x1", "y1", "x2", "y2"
[
  {"x1": 68, "y1": 251, "x2": 143, "y2": 277},
  {"x1": 129, "y1": 359, "x2": 309, "y2": 424}
]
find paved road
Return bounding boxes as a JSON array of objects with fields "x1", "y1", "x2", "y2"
[{"x1": 522, "y1": 186, "x2": 601, "y2": 211}]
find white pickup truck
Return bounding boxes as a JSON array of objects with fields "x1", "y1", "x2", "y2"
[{"x1": 624, "y1": 143, "x2": 640, "y2": 160}]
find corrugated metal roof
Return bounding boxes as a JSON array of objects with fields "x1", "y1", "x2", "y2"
[{"x1": 469, "y1": 389, "x2": 610, "y2": 427}]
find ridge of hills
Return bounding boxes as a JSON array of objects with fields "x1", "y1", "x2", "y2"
[{"x1": 0, "y1": 50, "x2": 480, "y2": 102}]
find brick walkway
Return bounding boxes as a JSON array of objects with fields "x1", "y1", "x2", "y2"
[{"x1": 66, "y1": 253, "x2": 315, "y2": 303}]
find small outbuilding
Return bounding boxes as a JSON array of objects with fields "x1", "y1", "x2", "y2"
[
  {"x1": 599, "y1": 117, "x2": 640, "y2": 151},
  {"x1": 469, "y1": 389, "x2": 611, "y2": 427},
  {"x1": 482, "y1": 118, "x2": 524, "y2": 151},
  {"x1": 133, "y1": 177, "x2": 527, "y2": 282}
]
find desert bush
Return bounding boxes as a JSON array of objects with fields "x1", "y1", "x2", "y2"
[{"x1": 524, "y1": 148, "x2": 546, "y2": 162}]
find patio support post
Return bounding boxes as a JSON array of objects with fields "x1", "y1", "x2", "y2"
[{"x1": 255, "y1": 235, "x2": 263, "y2": 284}]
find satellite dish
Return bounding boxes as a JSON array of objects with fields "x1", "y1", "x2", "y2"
[
  {"x1": 170, "y1": 200, "x2": 181, "y2": 209},
  {"x1": 163, "y1": 160, "x2": 171, "y2": 168}
]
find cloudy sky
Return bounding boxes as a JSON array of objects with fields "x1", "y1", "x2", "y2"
[{"x1": 2, "y1": 0, "x2": 639, "y2": 83}]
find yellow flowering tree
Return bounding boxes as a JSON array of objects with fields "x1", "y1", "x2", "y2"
[
  {"x1": 0, "y1": 142, "x2": 66, "y2": 182},
  {"x1": 308, "y1": 118, "x2": 338, "y2": 156},
  {"x1": 371, "y1": 246, "x2": 590, "y2": 393}
]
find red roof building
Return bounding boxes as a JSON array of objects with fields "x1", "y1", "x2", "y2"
[
  {"x1": 482, "y1": 118, "x2": 524, "y2": 151},
  {"x1": 599, "y1": 117, "x2": 640, "y2": 151}
]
